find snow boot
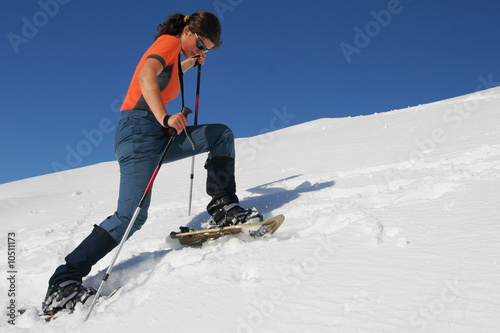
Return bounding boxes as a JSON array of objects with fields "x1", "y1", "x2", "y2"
[
  {"x1": 42, "y1": 280, "x2": 96, "y2": 315},
  {"x1": 205, "y1": 156, "x2": 238, "y2": 207},
  {"x1": 48, "y1": 225, "x2": 118, "y2": 287},
  {"x1": 208, "y1": 202, "x2": 263, "y2": 228},
  {"x1": 205, "y1": 157, "x2": 263, "y2": 227}
]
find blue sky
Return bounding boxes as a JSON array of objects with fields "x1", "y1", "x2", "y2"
[{"x1": 1, "y1": 0, "x2": 499, "y2": 184}]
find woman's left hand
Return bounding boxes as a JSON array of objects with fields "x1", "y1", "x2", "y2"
[
  {"x1": 181, "y1": 54, "x2": 206, "y2": 72},
  {"x1": 193, "y1": 53, "x2": 207, "y2": 66}
]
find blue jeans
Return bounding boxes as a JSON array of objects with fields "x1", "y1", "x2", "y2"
[{"x1": 100, "y1": 110, "x2": 236, "y2": 243}]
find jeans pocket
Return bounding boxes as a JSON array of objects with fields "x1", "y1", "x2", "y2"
[{"x1": 129, "y1": 117, "x2": 163, "y2": 155}]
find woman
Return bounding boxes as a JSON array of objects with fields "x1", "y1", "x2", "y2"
[{"x1": 42, "y1": 11, "x2": 261, "y2": 315}]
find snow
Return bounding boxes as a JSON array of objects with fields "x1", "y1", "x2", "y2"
[{"x1": 2, "y1": 87, "x2": 500, "y2": 332}]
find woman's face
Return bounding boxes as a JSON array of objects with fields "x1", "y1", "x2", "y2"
[{"x1": 181, "y1": 27, "x2": 214, "y2": 58}]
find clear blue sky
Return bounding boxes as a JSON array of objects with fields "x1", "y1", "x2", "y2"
[{"x1": 1, "y1": 0, "x2": 499, "y2": 184}]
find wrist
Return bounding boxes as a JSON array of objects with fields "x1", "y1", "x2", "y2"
[{"x1": 162, "y1": 114, "x2": 171, "y2": 128}]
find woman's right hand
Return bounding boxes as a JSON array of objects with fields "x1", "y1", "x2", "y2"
[{"x1": 164, "y1": 112, "x2": 188, "y2": 134}]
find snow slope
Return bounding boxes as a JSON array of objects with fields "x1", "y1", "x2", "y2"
[{"x1": 1, "y1": 87, "x2": 500, "y2": 332}]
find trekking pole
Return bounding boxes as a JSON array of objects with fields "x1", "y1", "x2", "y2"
[
  {"x1": 84, "y1": 107, "x2": 192, "y2": 322},
  {"x1": 188, "y1": 62, "x2": 201, "y2": 215}
]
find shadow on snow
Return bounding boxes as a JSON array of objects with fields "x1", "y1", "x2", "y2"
[{"x1": 84, "y1": 175, "x2": 335, "y2": 291}]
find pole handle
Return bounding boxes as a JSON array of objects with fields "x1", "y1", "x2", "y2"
[
  {"x1": 181, "y1": 106, "x2": 193, "y2": 118},
  {"x1": 193, "y1": 54, "x2": 201, "y2": 67}
]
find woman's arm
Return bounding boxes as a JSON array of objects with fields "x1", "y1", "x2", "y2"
[{"x1": 137, "y1": 57, "x2": 187, "y2": 133}]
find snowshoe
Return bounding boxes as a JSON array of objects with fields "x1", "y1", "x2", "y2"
[{"x1": 171, "y1": 214, "x2": 285, "y2": 246}]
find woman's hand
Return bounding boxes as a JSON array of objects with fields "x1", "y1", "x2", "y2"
[
  {"x1": 194, "y1": 53, "x2": 207, "y2": 65},
  {"x1": 181, "y1": 53, "x2": 207, "y2": 72},
  {"x1": 164, "y1": 112, "x2": 188, "y2": 134}
]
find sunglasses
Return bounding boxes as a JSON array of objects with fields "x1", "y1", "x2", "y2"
[{"x1": 194, "y1": 33, "x2": 209, "y2": 52}]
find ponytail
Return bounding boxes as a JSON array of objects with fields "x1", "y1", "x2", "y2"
[
  {"x1": 155, "y1": 11, "x2": 222, "y2": 48},
  {"x1": 154, "y1": 13, "x2": 186, "y2": 40}
]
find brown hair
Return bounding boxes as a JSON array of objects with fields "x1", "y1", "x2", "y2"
[{"x1": 155, "y1": 11, "x2": 222, "y2": 49}]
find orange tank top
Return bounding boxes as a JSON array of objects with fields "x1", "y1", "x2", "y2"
[{"x1": 121, "y1": 34, "x2": 181, "y2": 112}]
